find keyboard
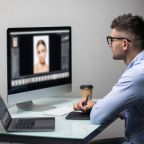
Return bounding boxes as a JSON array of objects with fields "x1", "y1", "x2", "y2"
[
  {"x1": 15, "y1": 119, "x2": 34, "y2": 129},
  {"x1": 43, "y1": 106, "x2": 74, "y2": 116}
]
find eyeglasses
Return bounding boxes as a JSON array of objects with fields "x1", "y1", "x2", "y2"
[{"x1": 106, "y1": 36, "x2": 131, "y2": 45}]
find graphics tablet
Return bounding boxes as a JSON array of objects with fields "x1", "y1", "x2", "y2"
[{"x1": 65, "y1": 111, "x2": 90, "y2": 120}]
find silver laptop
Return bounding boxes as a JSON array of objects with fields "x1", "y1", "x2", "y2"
[{"x1": 0, "y1": 96, "x2": 55, "y2": 132}]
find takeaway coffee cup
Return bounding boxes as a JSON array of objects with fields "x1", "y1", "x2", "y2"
[{"x1": 80, "y1": 85, "x2": 93, "y2": 100}]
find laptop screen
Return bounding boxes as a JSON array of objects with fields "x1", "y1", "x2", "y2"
[{"x1": 0, "y1": 96, "x2": 12, "y2": 129}]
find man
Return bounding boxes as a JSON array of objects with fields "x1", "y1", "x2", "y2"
[{"x1": 74, "y1": 14, "x2": 144, "y2": 144}]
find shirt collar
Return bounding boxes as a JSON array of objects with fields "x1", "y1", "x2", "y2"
[{"x1": 127, "y1": 50, "x2": 144, "y2": 69}]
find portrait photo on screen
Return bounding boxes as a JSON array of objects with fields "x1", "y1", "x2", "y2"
[{"x1": 33, "y1": 36, "x2": 49, "y2": 74}]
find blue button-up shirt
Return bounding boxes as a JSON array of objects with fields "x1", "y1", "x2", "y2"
[{"x1": 90, "y1": 51, "x2": 144, "y2": 144}]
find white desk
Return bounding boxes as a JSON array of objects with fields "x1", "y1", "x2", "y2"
[{"x1": 0, "y1": 98, "x2": 112, "y2": 144}]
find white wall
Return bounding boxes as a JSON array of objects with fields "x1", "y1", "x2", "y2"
[{"x1": 0, "y1": 0, "x2": 144, "y2": 140}]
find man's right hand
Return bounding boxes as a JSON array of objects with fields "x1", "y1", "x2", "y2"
[{"x1": 73, "y1": 98, "x2": 95, "y2": 113}]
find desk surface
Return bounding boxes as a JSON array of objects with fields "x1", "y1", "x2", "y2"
[{"x1": 0, "y1": 98, "x2": 110, "y2": 144}]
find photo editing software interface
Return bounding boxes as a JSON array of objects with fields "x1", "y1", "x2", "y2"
[{"x1": 7, "y1": 27, "x2": 71, "y2": 95}]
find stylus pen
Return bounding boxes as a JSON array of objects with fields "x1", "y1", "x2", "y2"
[{"x1": 82, "y1": 95, "x2": 89, "y2": 106}]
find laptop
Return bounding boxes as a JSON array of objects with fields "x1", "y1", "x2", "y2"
[{"x1": 0, "y1": 96, "x2": 55, "y2": 132}]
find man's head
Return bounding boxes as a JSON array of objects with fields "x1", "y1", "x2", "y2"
[{"x1": 107, "y1": 14, "x2": 144, "y2": 63}]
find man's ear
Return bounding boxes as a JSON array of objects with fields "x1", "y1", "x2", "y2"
[{"x1": 123, "y1": 39, "x2": 129, "y2": 51}]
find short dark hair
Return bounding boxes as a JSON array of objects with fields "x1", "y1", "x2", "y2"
[{"x1": 111, "y1": 13, "x2": 144, "y2": 49}]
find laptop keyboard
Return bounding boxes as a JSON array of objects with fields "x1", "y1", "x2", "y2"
[{"x1": 15, "y1": 119, "x2": 34, "y2": 129}]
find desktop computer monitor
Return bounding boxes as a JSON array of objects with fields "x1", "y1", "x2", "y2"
[{"x1": 7, "y1": 26, "x2": 72, "y2": 110}]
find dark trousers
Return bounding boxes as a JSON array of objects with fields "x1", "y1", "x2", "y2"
[{"x1": 89, "y1": 137, "x2": 127, "y2": 144}]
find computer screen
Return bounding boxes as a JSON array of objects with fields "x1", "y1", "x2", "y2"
[{"x1": 7, "y1": 26, "x2": 72, "y2": 109}]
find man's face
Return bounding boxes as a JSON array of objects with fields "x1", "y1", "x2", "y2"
[{"x1": 109, "y1": 29, "x2": 128, "y2": 60}]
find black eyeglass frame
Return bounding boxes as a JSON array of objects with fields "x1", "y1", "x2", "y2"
[{"x1": 106, "y1": 36, "x2": 131, "y2": 45}]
